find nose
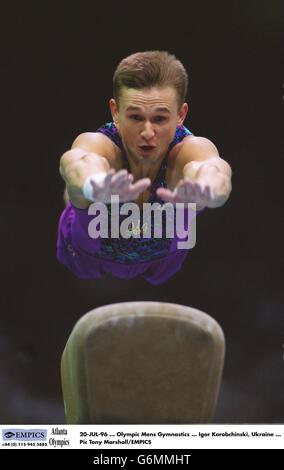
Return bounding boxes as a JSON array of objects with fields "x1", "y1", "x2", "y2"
[{"x1": 141, "y1": 121, "x2": 155, "y2": 141}]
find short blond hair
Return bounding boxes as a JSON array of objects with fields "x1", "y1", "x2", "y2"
[{"x1": 113, "y1": 50, "x2": 188, "y2": 109}]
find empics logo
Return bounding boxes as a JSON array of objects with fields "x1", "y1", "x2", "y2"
[
  {"x1": 2, "y1": 429, "x2": 47, "y2": 441},
  {"x1": 3, "y1": 431, "x2": 15, "y2": 439}
]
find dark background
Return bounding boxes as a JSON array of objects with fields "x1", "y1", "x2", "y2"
[{"x1": 1, "y1": 1, "x2": 283, "y2": 423}]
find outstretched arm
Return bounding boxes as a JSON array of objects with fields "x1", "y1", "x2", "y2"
[
  {"x1": 157, "y1": 136, "x2": 232, "y2": 209},
  {"x1": 60, "y1": 133, "x2": 150, "y2": 208}
]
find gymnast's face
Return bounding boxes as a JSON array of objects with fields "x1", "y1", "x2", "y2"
[{"x1": 109, "y1": 86, "x2": 188, "y2": 165}]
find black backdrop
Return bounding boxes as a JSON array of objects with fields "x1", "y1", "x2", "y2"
[{"x1": 1, "y1": 1, "x2": 283, "y2": 423}]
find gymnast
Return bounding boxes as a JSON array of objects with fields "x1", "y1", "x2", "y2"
[{"x1": 57, "y1": 50, "x2": 232, "y2": 284}]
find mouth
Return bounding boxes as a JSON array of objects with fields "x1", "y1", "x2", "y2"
[{"x1": 139, "y1": 145, "x2": 156, "y2": 153}]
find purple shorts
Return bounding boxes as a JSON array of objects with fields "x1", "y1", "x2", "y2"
[{"x1": 56, "y1": 202, "x2": 202, "y2": 285}]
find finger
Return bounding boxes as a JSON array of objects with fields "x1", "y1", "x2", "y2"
[
  {"x1": 109, "y1": 170, "x2": 127, "y2": 188},
  {"x1": 156, "y1": 187, "x2": 173, "y2": 198},
  {"x1": 105, "y1": 170, "x2": 115, "y2": 186},
  {"x1": 184, "y1": 187, "x2": 195, "y2": 201},
  {"x1": 194, "y1": 183, "x2": 203, "y2": 199},
  {"x1": 178, "y1": 180, "x2": 196, "y2": 199},
  {"x1": 115, "y1": 174, "x2": 131, "y2": 190},
  {"x1": 117, "y1": 173, "x2": 134, "y2": 187},
  {"x1": 175, "y1": 183, "x2": 191, "y2": 200},
  {"x1": 178, "y1": 178, "x2": 194, "y2": 189},
  {"x1": 180, "y1": 176, "x2": 195, "y2": 189},
  {"x1": 112, "y1": 171, "x2": 129, "y2": 189},
  {"x1": 106, "y1": 169, "x2": 116, "y2": 178},
  {"x1": 112, "y1": 169, "x2": 128, "y2": 183},
  {"x1": 204, "y1": 185, "x2": 212, "y2": 199},
  {"x1": 124, "y1": 180, "x2": 150, "y2": 201},
  {"x1": 178, "y1": 182, "x2": 193, "y2": 197},
  {"x1": 130, "y1": 178, "x2": 151, "y2": 192},
  {"x1": 197, "y1": 184, "x2": 210, "y2": 202},
  {"x1": 156, "y1": 188, "x2": 176, "y2": 202}
]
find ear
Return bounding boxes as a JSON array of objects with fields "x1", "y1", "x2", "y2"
[
  {"x1": 109, "y1": 98, "x2": 119, "y2": 126},
  {"x1": 177, "y1": 102, "x2": 189, "y2": 126}
]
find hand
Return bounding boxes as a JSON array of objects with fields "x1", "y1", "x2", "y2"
[
  {"x1": 86, "y1": 169, "x2": 151, "y2": 203},
  {"x1": 156, "y1": 177, "x2": 214, "y2": 208}
]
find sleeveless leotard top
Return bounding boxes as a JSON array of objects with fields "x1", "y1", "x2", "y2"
[{"x1": 94, "y1": 122, "x2": 193, "y2": 264}]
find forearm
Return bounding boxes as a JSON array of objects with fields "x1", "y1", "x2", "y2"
[
  {"x1": 183, "y1": 159, "x2": 232, "y2": 208},
  {"x1": 59, "y1": 148, "x2": 110, "y2": 208}
]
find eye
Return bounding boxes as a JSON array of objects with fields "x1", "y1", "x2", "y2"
[
  {"x1": 154, "y1": 116, "x2": 167, "y2": 123},
  {"x1": 129, "y1": 115, "x2": 143, "y2": 121}
]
